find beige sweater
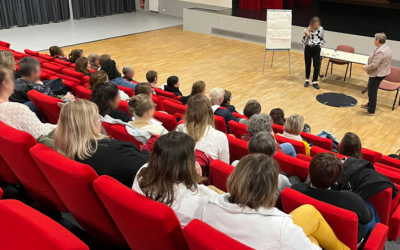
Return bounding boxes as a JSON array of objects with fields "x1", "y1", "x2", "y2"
[{"x1": 129, "y1": 120, "x2": 168, "y2": 136}]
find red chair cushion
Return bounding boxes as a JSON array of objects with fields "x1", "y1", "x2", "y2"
[
  {"x1": 381, "y1": 155, "x2": 400, "y2": 170},
  {"x1": 75, "y1": 86, "x2": 92, "y2": 100},
  {"x1": 42, "y1": 63, "x2": 64, "y2": 74},
  {"x1": 153, "y1": 111, "x2": 178, "y2": 131},
  {"x1": 228, "y1": 120, "x2": 248, "y2": 139},
  {"x1": 310, "y1": 146, "x2": 347, "y2": 159},
  {"x1": 0, "y1": 41, "x2": 10, "y2": 48},
  {"x1": 227, "y1": 135, "x2": 248, "y2": 164},
  {"x1": 152, "y1": 95, "x2": 165, "y2": 112},
  {"x1": 272, "y1": 123, "x2": 284, "y2": 134},
  {"x1": 273, "y1": 152, "x2": 309, "y2": 181},
  {"x1": 301, "y1": 132, "x2": 333, "y2": 151},
  {"x1": 117, "y1": 85, "x2": 134, "y2": 97},
  {"x1": 41, "y1": 68, "x2": 56, "y2": 77},
  {"x1": 361, "y1": 148, "x2": 382, "y2": 164},
  {"x1": 154, "y1": 87, "x2": 177, "y2": 100},
  {"x1": 102, "y1": 122, "x2": 142, "y2": 148},
  {"x1": 24, "y1": 49, "x2": 39, "y2": 57},
  {"x1": 209, "y1": 160, "x2": 234, "y2": 192},
  {"x1": 379, "y1": 81, "x2": 400, "y2": 91},
  {"x1": 214, "y1": 115, "x2": 228, "y2": 134},
  {"x1": 28, "y1": 90, "x2": 62, "y2": 124},
  {"x1": 0, "y1": 154, "x2": 20, "y2": 185},
  {"x1": 38, "y1": 53, "x2": 55, "y2": 61},
  {"x1": 296, "y1": 154, "x2": 312, "y2": 162},
  {"x1": 274, "y1": 135, "x2": 306, "y2": 155},
  {"x1": 54, "y1": 58, "x2": 72, "y2": 67},
  {"x1": 62, "y1": 68, "x2": 84, "y2": 82},
  {"x1": 117, "y1": 101, "x2": 131, "y2": 117},
  {"x1": 368, "y1": 187, "x2": 392, "y2": 226},
  {"x1": 163, "y1": 99, "x2": 187, "y2": 116},
  {"x1": 232, "y1": 112, "x2": 248, "y2": 120}
]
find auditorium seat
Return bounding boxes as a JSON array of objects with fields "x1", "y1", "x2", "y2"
[
  {"x1": 38, "y1": 53, "x2": 55, "y2": 62},
  {"x1": 215, "y1": 115, "x2": 228, "y2": 134},
  {"x1": 163, "y1": 99, "x2": 187, "y2": 115},
  {"x1": 274, "y1": 134, "x2": 306, "y2": 155},
  {"x1": 41, "y1": 68, "x2": 56, "y2": 77},
  {"x1": 379, "y1": 66, "x2": 400, "y2": 110},
  {"x1": 228, "y1": 120, "x2": 249, "y2": 138},
  {"x1": 12, "y1": 52, "x2": 27, "y2": 60},
  {"x1": 325, "y1": 45, "x2": 355, "y2": 81},
  {"x1": 368, "y1": 187, "x2": 393, "y2": 227},
  {"x1": 374, "y1": 163, "x2": 400, "y2": 185},
  {"x1": 227, "y1": 135, "x2": 248, "y2": 163},
  {"x1": 310, "y1": 146, "x2": 347, "y2": 159},
  {"x1": 381, "y1": 155, "x2": 400, "y2": 169},
  {"x1": 389, "y1": 199, "x2": 400, "y2": 241},
  {"x1": 31, "y1": 56, "x2": 48, "y2": 65},
  {"x1": 54, "y1": 58, "x2": 72, "y2": 67},
  {"x1": 62, "y1": 68, "x2": 84, "y2": 83},
  {"x1": 0, "y1": 154, "x2": 20, "y2": 185},
  {"x1": 82, "y1": 75, "x2": 90, "y2": 85},
  {"x1": 75, "y1": 86, "x2": 92, "y2": 100},
  {"x1": 153, "y1": 95, "x2": 166, "y2": 112},
  {"x1": 40, "y1": 72, "x2": 50, "y2": 81},
  {"x1": 93, "y1": 175, "x2": 189, "y2": 250},
  {"x1": 361, "y1": 148, "x2": 382, "y2": 164},
  {"x1": 157, "y1": 94, "x2": 182, "y2": 105},
  {"x1": 300, "y1": 132, "x2": 333, "y2": 151},
  {"x1": 272, "y1": 123, "x2": 284, "y2": 134},
  {"x1": 24, "y1": 49, "x2": 39, "y2": 57},
  {"x1": 0, "y1": 200, "x2": 88, "y2": 250},
  {"x1": 55, "y1": 73, "x2": 81, "y2": 86},
  {"x1": 153, "y1": 111, "x2": 178, "y2": 131},
  {"x1": 42, "y1": 62, "x2": 64, "y2": 74},
  {"x1": 30, "y1": 144, "x2": 127, "y2": 247},
  {"x1": 209, "y1": 160, "x2": 234, "y2": 192},
  {"x1": 273, "y1": 151, "x2": 309, "y2": 181},
  {"x1": 183, "y1": 219, "x2": 254, "y2": 250},
  {"x1": 102, "y1": 122, "x2": 143, "y2": 148},
  {"x1": 117, "y1": 100, "x2": 131, "y2": 117},
  {"x1": 232, "y1": 112, "x2": 248, "y2": 120},
  {"x1": 296, "y1": 154, "x2": 312, "y2": 162},
  {"x1": 117, "y1": 85, "x2": 134, "y2": 97},
  {"x1": 27, "y1": 90, "x2": 62, "y2": 124},
  {"x1": 154, "y1": 87, "x2": 178, "y2": 100},
  {"x1": 0, "y1": 40, "x2": 10, "y2": 48},
  {"x1": 0, "y1": 122, "x2": 68, "y2": 212},
  {"x1": 281, "y1": 188, "x2": 388, "y2": 250}
]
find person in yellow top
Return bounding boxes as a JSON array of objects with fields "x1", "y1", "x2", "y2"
[{"x1": 281, "y1": 114, "x2": 310, "y2": 156}]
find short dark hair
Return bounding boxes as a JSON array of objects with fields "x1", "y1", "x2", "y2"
[
  {"x1": 146, "y1": 70, "x2": 157, "y2": 83},
  {"x1": 270, "y1": 108, "x2": 285, "y2": 126},
  {"x1": 309, "y1": 153, "x2": 343, "y2": 189},
  {"x1": 18, "y1": 57, "x2": 40, "y2": 77},
  {"x1": 222, "y1": 90, "x2": 232, "y2": 105},
  {"x1": 90, "y1": 82, "x2": 119, "y2": 116},
  {"x1": 339, "y1": 132, "x2": 362, "y2": 159},
  {"x1": 101, "y1": 60, "x2": 121, "y2": 80},
  {"x1": 248, "y1": 131, "x2": 276, "y2": 157},
  {"x1": 243, "y1": 100, "x2": 261, "y2": 118},
  {"x1": 167, "y1": 76, "x2": 178, "y2": 88}
]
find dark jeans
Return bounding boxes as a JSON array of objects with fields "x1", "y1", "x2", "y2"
[
  {"x1": 304, "y1": 45, "x2": 321, "y2": 82},
  {"x1": 23, "y1": 101, "x2": 42, "y2": 122},
  {"x1": 363, "y1": 200, "x2": 380, "y2": 240},
  {"x1": 367, "y1": 76, "x2": 386, "y2": 113}
]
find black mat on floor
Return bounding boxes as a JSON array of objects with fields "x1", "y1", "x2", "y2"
[{"x1": 316, "y1": 93, "x2": 357, "y2": 107}]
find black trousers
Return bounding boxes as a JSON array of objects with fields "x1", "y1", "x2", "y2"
[
  {"x1": 304, "y1": 45, "x2": 321, "y2": 82},
  {"x1": 367, "y1": 76, "x2": 386, "y2": 113}
]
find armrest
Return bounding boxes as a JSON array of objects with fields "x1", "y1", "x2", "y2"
[
  {"x1": 296, "y1": 154, "x2": 312, "y2": 162},
  {"x1": 362, "y1": 223, "x2": 388, "y2": 250}
]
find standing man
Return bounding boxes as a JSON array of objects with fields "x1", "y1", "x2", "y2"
[{"x1": 362, "y1": 33, "x2": 392, "y2": 116}]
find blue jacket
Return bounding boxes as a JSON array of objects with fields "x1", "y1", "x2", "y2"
[{"x1": 214, "y1": 106, "x2": 240, "y2": 133}]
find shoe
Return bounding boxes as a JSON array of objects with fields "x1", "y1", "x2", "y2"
[
  {"x1": 304, "y1": 81, "x2": 309, "y2": 87},
  {"x1": 361, "y1": 104, "x2": 369, "y2": 109},
  {"x1": 362, "y1": 111, "x2": 375, "y2": 116},
  {"x1": 313, "y1": 83, "x2": 320, "y2": 90}
]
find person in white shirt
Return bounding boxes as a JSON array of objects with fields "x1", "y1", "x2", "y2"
[
  {"x1": 175, "y1": 94, "x2": 229, "y2": 164},
  {"x1": 132, "y1": 131, "x2": 219, "y2": 226},
  {"x1": 281, "y1": 114, "x2": 310, "y2": 155},
  {"x1": 201, "y1": 154, "x2": 349, "y2": 250}
]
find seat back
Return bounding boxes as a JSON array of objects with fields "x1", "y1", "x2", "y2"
[
  {"x1": 40, "y1": 72, "x2": 50, "y2": 81},
  {"x1": 117, "y1": 85, "x2": 134, "y2": 97},
  {"x1": 38, "y1": 53, "x2": 55, "y2": 62},
  {"x1": 227, "y1": 135, "x2": 248, "y2": 164},
  {"x1": 0, "y1": 122, "x2": 67, "y2": 212},
  {"x1": 55, "y1": 73, "x2": 81, "y2": 86},
  {"x1": 384, "y1": 66, "x2": 400, "y2": 83},
  {"x1": 163, "y1": 99, "x2": 187, "y2": 115},
  {"x1": 24, "y1": 49, "x2": 39, "y2": 57},
  {"x1": 183, "y1": 219, "x2": 254, "y2": 250},
  {"x1": 41, "y1": 68, "x2": 56, "y2": 77},
  {"x1": 13, "y1": 52, "x2": 28, "y2": 60},
  {"x1": 0, "y1": 200, "x2": 88, "y2": 250},
  {"x1": 27, "y1": 90, "x2": 62, "y2": 124},
  {"x1": 29, "y1": 144, "x2": 126, "y2": 247},
  {"x1": 381, "y1": 155, "x2": 400, "y2": 170},
  {"x1": 209, "y1": 160, "x2": 234, "y2": 192},
  {"x1": 62, "y1": 68, "x2": 84, "y2": 82},
  {"x1": 152, "y1": 95, "x2": 166, "y2": 112},
  {"x1": 361, "y1": 148, "x2": 382, "y2": 164},
  {"x1": 54, "y1": 58, "x2": 72, "y2": 67},
  {"x1": 93, "y1": 175, "x2": 189, "y2": 250},
  {"x1": 75, "y1": 86, "x2": 92, "y2": 100},
  {"x1": 274, "y1": 135, "x2": 306, "y2": 155},
  {"x1": 102, "y1": 122, "x2": 143, "y2": 148},
  {"x1": 368, "y1": 187, "x2": 392, "y2": 226},
  {"x1": 300, "y1": 132, "x2": 333, "y2": 151},
  {"x1": 117, "y1": 100, "x2": 132, "y2": 117},
  {"x1": 0, "y1": 154, "x2": 20, "y2": 184},
  {"x1": 272, "y1": 123, "x2": 284, "y2": 134},
  {"x1": 214, "y1": 115, "x2": 228, "y2": 134},
  {"x1": 281, "y1": 188, "x2": 359, "y2": 250},
  {"x1": 374, "y1": 163, "x2": 400, "y2": 186},
  {"x1": 232, "y1": 112, "x2": 248, "y2": 119},
  {"x1": 42, "y1": 63, "x2": 64, "y2": 74},
  {"x1": 30, "y1": 56, "x2": 48, "y2": 65},
  {"x1": 0, "y1": 40, "x2": 10, "y2": 48},
  {"x1": 154, "y1": 87, "x2": 177, "y2": 100},
  {"x1": 310, "y1": 146, "x2": 347, "y2": 159},
  {"x1": 153, "y1": 111, "x2": 178, "y2": 131},
  {"x1": 228, "y1": 120, "x2": 248, "y2": 138},
  {"x1": 273, "y1": 152, "x2": 309, "y2": 181},
  {"x1": 336, "y1": 45, "x2": 355, "y2": 53}
]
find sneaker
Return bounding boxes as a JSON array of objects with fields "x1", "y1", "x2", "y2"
[
  {"x1": 362, "y1": 111, "x2": 375, "y2": 116},
  {"x1": 304, "y1": 81, "x2": 310, "y2": 87},
  {"x1": 361, "y1": 104, "x2": 369, "y2": 109},
  {"x1": 313, "y1": 83, "x2": 320, "y2": 90}
]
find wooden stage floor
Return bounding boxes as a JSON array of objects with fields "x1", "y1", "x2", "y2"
[{"x1": 52, "y1": 26, "x2": 400, "y2": 155}]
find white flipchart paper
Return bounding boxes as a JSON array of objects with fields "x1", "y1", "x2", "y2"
[{"x1": 266, "y1": 10, "x2": 292, "y2": 50}]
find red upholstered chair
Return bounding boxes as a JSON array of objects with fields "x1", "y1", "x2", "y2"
[
  {"x1": 0, "y1": 122, "x2": 67, "y2": 212},
  {"x1": 75, "y1": 86, "x2": 92, "y2": 100},
  {"x1": 163, "y1": 99, "x2": 187, "y2": 115},
  {"x1": 0, "y1": 154, "x2": 20, "y2": 185},
  {"x1": 272, "y1": 123, "x2": 284, "y2": 134},
  {"x1": 82, "y1": 75, "x2": 90, "y2": 86},
  {"x1": 102, "y1": 122, "x2": 143, "y2": 148},
  {"x1": 30, "y1": 144, "x2": 126, "y2": 247},
  {"x1": 361, "y1": 148, "x2": 382, "y2": 164},
  {"x1": 389, "y1": 199, "x2": 400, "y2": 241},
  {"x1": 38, "y1": 53, "x2": 55, "y2": 62},
  {"x1": 209, "y1": 160, "x2": 234, "y2": 192},
  {"x1": 117, "y1": 100, "x2": 131, "y2": 117},
  {"x1": 31, "y1": 56, "x2": 48, "y2": 65},
  {"x1": 228, "y1": 120, "x2": 248, "y2": 138},
  {"x1": 368, "y1": 187, "x2": 393, "y2": 227},
  {"x1": 0, "y1": 40, "x2": 10, "y2": 48},
  {"x1": 325, "y1": 45, "x2": 355, "y2": 81},
  {"x1": 40, "y1": 72, "x2": 50, "y2": 81},
  {"x1": 93, "y1": 175, "x2": 189, "y2": 250},
  {"x1": 310, "y1": 146, "x2": 347, "y2": 159},
  {"x1": 54, "y1": 58, "x2": 72, "y2": 67},
  {"x1": 24, "y1": 49, "x2": 39, "y2": 57},
  {"x1": 27, "y1": 90, "x2": 62, "y2": 124},
  {"x1": 215, "y1": 115, "x2": 228, "y2": 134},
  {"x1": 55, "y1": 73, "x2": 81, "y2": 86},
  {"x1": 117, "y1": 85, "x2": 134, "y2": 97},
  {"x1": 227, "y1": 135, "x2": 248, "y2": 164},
  {"x1": 153, "y1": 111, "x2": 178, "y2": 131},
  {"x1": 374, "y1": 163, "x2": 400, "y2": 185},
  {"x1": 274, "y1": 135, "x2": 306, "y2": 155},
  {"x1": 183, "y1": 219, "x2": 254, "y2": 250},
  {"x1": 0, "y1": 200, "x2": 88, "y2": 250},
  {"x1": 153, "y1": 95, "x2": 166, "y2": 112},
  {"x1": 12, "y1": 52, "x2": 27, "y2": 60},
  {"x1": 41, "y1": 68, "x2": 56, "y2": 77},
  {"x1": 232, "y1": 112, "x2": 248, "y2": 120},
  {"x1": 273, "y1": 152, "x2": 309, "y2": 181},
  {"x1": 381, "y1": 155, "x2": 400, "y2": 169},
  {"x1": 154, "y1": 87, "x2": 177, "y2": 100},
  {"x1": 296, "y1": 154, "x2": 312, "y2": 162},
  {"x1": 42, "y1": 62, "x2": 65, "y2": 74},
  {"x1": 157, "y1": 95, "x2": 182, "y2": 105},
  {"x1": 379, "y1": 66, "x2": 400, "y2": 110},
  {"x1": 62, "y1": 68, "x2": 84, "y2": 83},
  {"x1": 0, "y1": 187, "x2": 2, "y2": 199},
  {"x1": 300, "y1": 132, "x2": 333, "y2": 151},
  {"x1": 281, "y1": 188, "x2": 388, "y2": 250}
]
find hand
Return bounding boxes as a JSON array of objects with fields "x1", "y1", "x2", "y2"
[
  {"x1": 63, "y1": 92, "x2": 75, "y2": 101},
  {"x1": 305, "y1": 29, "x2": 310, "y2": 37},
  {"x1": 320, "y1": 46, "x2": 322, "y2": 48},
  {"x1": 195, "y1": 162, "x2": 202, "y2": 177},
  {"x1": 35, "y1": 80, "x2": 44, "y2": 85},
  {"x1": 363, "y1": 65, "x2": 367, "y2": 71}
]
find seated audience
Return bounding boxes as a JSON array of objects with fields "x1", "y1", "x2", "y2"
[
  {"x1": 270, "y1": 108, "x2": 286, "y2": 126},
  {"x1": 90, "y1": 82, "x2": 132, "y2": 123},
  {"x1": 209, "y1": 87, "x2": 242, "y2": 133},
  {"x1": 338, "y1": 132, "x2": 362, "y2": 159},
  {"x1": 88, "y1": 70, "x2": 128, "y2": 101},
  {"x1": 67, "y1": 49, "x2": 83, "y2": 63},
  {"x1": 179, "y1": 80, "x2": 206, "y2": 105},
  {"x1": 75, "y1": 57, "x2": 92, "y2": 76},
  {"x1": 135, "y1": 82, "x2": 163, "y2": 111},
  {"x1": 122, "y1": 66, "x2": 138, "y2": 83},
  {"x1": 132, "y1": 131, "x2": 218, "y2": 226},
  {"x1": 242, "y1": 113, "x2": 296, "y2": 157},
  {"x1": 176, "y1": 94, "x2": 229, "y2": 164},
  {"x1": 291, "y1": 153, "x2": 378, "y2": 243},
  {"x1": 99, "y1": 54, "x2": 111, "y2": 66},
  {"x1": 87, "y1": 53, "x2": 100, "y2": 71},
  {"x1": 221, "y1": 90, "x2": 237, "y2": 113},
  {"x1": 49, "y1": 46, "x2": 67, "y2": 60},
  {"x1": 128, "y1": 94, "x2": 168, "y2": 135},
  {"x1": 10, "y1": 57, "x2": 74, "y2": 104},
  {"x1": 0, "y1": 67, "x2": 55, "y2": 139},
  {"x1": 282, "y1": 114, "x2": 310, "y2": 155},
  {"x1": 54, "y1": 99, "x2": 149, "y2": 187},
  {"x1": 164, "y1": 75, "x2": 182, "y2": 97},
  {"x1": 388, "y1": 150, "x2": 400, "y2": 160},
  {"x1": 101, "y1": 60, "x2": 136, "y2": 90},
  {"x1": 202, "y1": 153, "x2": 349, "y2": 250},
  {"x1": 240, "y1": 99, "x2": 261, "y2": 124},
  {"x1": 0, "y1": 50, "x2": 20, "y2": 79},
  {"x1": 146, "y1": 70, "x2": 158, "y2": 89}
]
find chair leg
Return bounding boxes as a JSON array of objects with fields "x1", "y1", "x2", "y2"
[
  {"x1": 325, "y1": 61, "x2": 330, "y2": 77},
  {"x1": 394, "y1": 89, "x2": 400, "y2": 111},
  {"x1": 350, "y1": 63, "x2": 352, "y2": 78},
  {"x1": 344, "y1": 64, "x2": 349, "y2": 81}
]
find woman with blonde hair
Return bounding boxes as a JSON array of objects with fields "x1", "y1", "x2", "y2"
[
  {"x1": 282, "y1": 114, "x2": 310, "y2": 155},
  {"x1": 87, "y1": 53, "x2": 100, "y2": 70},
  {"x1": 0, "y1": 50, "x2": 19, "y2": 78},
  {"x1": 179, "y1": 80, "x2": 206, "y2": 105},
  {"x1": 176, "y1": 94, "x2": 229, "y2": 163},
  {"x1": 202, "y1": 154, "x2": 349, "y2": 250},
  {"x1": 54, "y1": 99, "x2": 149, "y2": 187},
  {"x1": 128, "y1": 94, "x2": 168, "y2": 135}
]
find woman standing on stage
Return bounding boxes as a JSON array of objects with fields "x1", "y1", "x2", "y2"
[{"x1": 302, "y1": 17, "x2": 325, "y2": 90}]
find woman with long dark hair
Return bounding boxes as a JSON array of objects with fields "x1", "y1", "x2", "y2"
[{"x1": 101, "y1": 60, "x2": 137, "y2": 90}]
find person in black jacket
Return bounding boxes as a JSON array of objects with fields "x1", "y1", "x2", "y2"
[
  {"x1": 164, "y1": 76, "x2": 183, "y2": 97},
  {"x1": 292, "y1": 153, "x2": 379, "y2": 244},
  {"x1": 53, "y1": 99, "x2": 149, "y2": 187},
  {"x1": 91, "y1": 82, "x2": 132, "y2": 122},
  {"x1": 220, "y1": 90, "x2": 238, "y2": 113},
  {"x1": 179, "y1": 80, "x2": 206, "y2": 105}
]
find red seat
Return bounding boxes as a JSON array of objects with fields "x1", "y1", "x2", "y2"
[
  {"x1": 75, "y1": 86, "x2": 92, "y2": 100},
  {"x1": 117, "y1": 85, "x2": 134, "y2": 97},
  {"x1": 0, "y1": 200, "x2": 88, "y2": 250},
  {"x1": 209, "y1": 160, "x2": 234, "y2": 192},
  {"x1": 272, "y1": 123, "x2": 284, "y2": 134},
  {"x1": 381, "y1": 155, "x2": 400, "y2": 169},
  {"x1": 361, "y1": 148, "x2": 382, "y2": 164},
  {"x1": 38, "y1": 53, "x2": 55, "y2": 61},
  {"x1": 157, "y1": 95, "x2": 182, "y2": 105},
  {"x1": 55, "y1": 73, "x2": 81, "y2": 86},
  {"x1": 154, "y1": 87, "x2": 177, "y2": 100},
  {"x1": 152, "y1": 95, "x2": 165, "y2": 112},
  {"x1": 117, "y1": 100, "x2": 131, "y2": 117},
  {"x1": 82, "y1": 75, "x2": 90, "y2": 85},
  {"x1": 232, "y1": 112, "x2": 248, "y2": 120},
  {"x1": 163, "y1": 99, "x2": 187, "y2": 115},
  {"x1": 30, "y1": 56, "x2": 48, "y2": 65},
  {"x1": 228, "y1": 120, "x2": 248, "y2": 138},
  {"x1": 24, "y1": 49, "x2": 39, "y2": 57},
  {"x1": 0, "y1": 40, "x2": 10, "y2": 48},
  {"x1": 374, "y1": 163, "x2": 400, "y2": 185},
  {"x1": 30, "y1": 144, "x2": 126, "y2": 247},
  {"x1": 0, "y1": 187, "x2": 2, "y2": 199},
  {"x1": 28, "y1": 90, "x2": 62, "y2": 124},
  {"x1": 310, "y1": 146, "x2": 347, "y2": 159},
  {"x1": 281, "y1": 188, "x2": 388, "y2": 250},
  {"x1": 296, "y1": 153, "x2": 312, "y2": 162},
  {"x1": 300, "y1": 132, "x2": 333, "y2": 151},
  {"x1": 0, "y1": 122, "x2": 67, "y2": 212},
  {"x1": 93, "y1": 175, "x2": 189, "y2": 250},
  {"x1": 368, "y1": 187, "x2": 393, "y2": 227},
  {"x1": 389, "y1": 199, "x2": 400, "y2": 241},
  {"x1": 40, "y1": 68, "x2": 56, "y2": 77},
  {"x1": 62, "y1": 68, "x2": 84, "y2": 83},
  {"x1": 42, "y1": 63, "x2": 64, "y2": 74},
  {"x1": 183, "y1": 219, "x2": 254, "y2": 250},
  {"x1": 379, "y1": 66, "x2": 400, "y2": 110},
  {"x1": 227, "y1": 135, "x2": 248, "y2": 164},
  {"x1": 12, "y1": 52, "x2": 27, "y2": 60},
  {"x1": 0, "y1": 154, "x2": 20, "y2": 185},
  {"x1": 274, "y1": 135, "x2": 306, "y2": 155},
  {"x1": 325, "y1": 45, "x2": 355, "y2": 81},
  {"x1": 153, "y1": 111, "x2": 178, "y2": 131},
  {"x1": 54, "y1": 58, "x2": 72, "y2": 67},
  {"x1": 215, "y1": 115, "x2": 228, "y2": 134},
  {"x1": 40, "y1": 72, "x2": 50, "y2": 81},
  {"x1": 102, "y1": 122, "x2": 143, "y2": 148},
  {"x1": 273, "y1": 151, "x2": 309, "y2": 181}
]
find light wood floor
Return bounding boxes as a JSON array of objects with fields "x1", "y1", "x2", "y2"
[{"x1": 47, "y1": 26, "x2": 400, "y2": 155}]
